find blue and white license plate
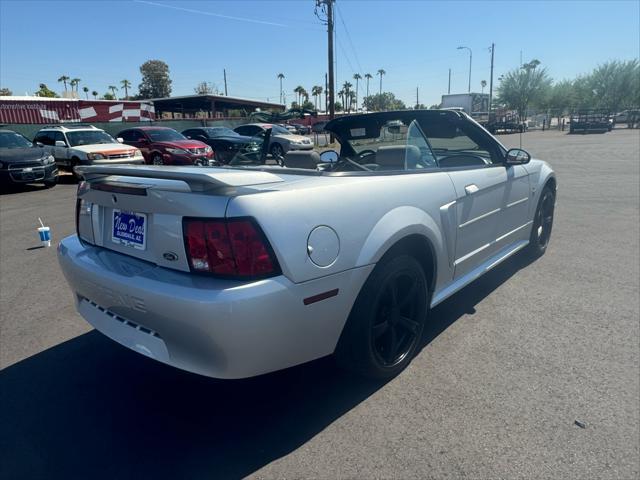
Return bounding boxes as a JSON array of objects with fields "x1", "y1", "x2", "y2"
[{"x1": 112, "y1": 210, "x2": 147, "y2": 250}]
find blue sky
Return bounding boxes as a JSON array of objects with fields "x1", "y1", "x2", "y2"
[{"x1": 1, "y1": 0, "x2": 638, "y2": 107}]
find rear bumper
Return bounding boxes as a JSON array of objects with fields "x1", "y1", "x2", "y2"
[{"x1": 58, "y1": 235, "x2": 372, "y2": 379}]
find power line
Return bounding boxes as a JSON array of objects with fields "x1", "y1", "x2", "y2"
[{"x1": 335, "y1": 3, "x2": 364, "y2": 74}]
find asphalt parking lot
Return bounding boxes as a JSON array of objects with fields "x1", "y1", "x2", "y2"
[{"x1": 1, "y1": 129, "x2": 638, "y2": 479}]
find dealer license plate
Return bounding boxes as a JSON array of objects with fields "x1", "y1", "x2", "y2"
[{"x1": 112, "y1": 210, "x2": 147, "y2": 250}]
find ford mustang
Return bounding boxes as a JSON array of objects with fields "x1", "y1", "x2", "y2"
[{"x1": 58, "y1": 110, "x2": 556, "y2": 379}]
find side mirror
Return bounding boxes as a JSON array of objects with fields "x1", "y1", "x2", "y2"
[
  {"x1": 320, "y1": 150, "x2": 339, "y2": 163},
  {"x1": 36, "y1": 141, "x2": 44, "y2": 147},
  {"x1": 54, "y1": 140, "x2": 66, "y2": 147},
  {"x1": 116, "y1": 137, "x2": 124, "y2": 143},
  {"x1": 505, "y1": 148, "x2": 531, "y2": 165}
]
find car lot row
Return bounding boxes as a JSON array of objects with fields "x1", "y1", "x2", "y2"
[{"x1": 0, "y1": 121, "x2": 314, "y2": 189}]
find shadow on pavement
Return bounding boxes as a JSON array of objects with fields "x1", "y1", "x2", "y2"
[
  {"x1": 0, "y1": 174, "x2": 76, "y2": 195},
  {"x1": 0, "y1": 253, "x2": 533, "y2": 479}
]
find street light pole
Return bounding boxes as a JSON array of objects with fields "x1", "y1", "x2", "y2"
[{"x1": 457, "y1": 46, "x2": 472, "y2": 93}]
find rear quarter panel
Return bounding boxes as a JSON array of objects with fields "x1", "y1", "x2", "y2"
[{"x1": 226, "y1": 172, "x2": 457, "y2": 290}]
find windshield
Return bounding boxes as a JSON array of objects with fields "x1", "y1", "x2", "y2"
[
  {"x1": 146, "y1": 129, "x2": 186, "y2": 142},
  {"x1": 0, "y1": 131, "x2": 33, "y2": 149},
  {"x1": 66, "y1": 130, "x2": 116, "y2": 147},
  {"x1": 270, "y1": 125, "x2": 291, "y2": 135},
  {"x1": 341, "y1": 118, "x2": 438, "y2": 170},
  {"x1": 204, "y1": 127, "x2": 238, "y2": 137}
]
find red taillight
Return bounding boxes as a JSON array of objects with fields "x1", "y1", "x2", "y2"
[{"x1": 183, "y1": 218, "x2": 279, "y2": 278}]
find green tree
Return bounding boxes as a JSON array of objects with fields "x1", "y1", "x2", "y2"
[
  {"x1": 102, "y1": 92, "x2": 116, "y2": 100},
  {"x1": 82, "y1": 86, "x2": 89, "y2": 99},
  {"x1": 363, "y1": 92, "x2": 405, "y2": 112},
  {"x1": 138, "y1": 60, "x2": 172, "y2": 99},
  {"x1": 91, "y1": 90, "x2": 99, "y2": 100},
  {"x1": 35, "y1": 83, "x2": 58, "y2": 97},
  {"x1": 301, "y1": 100, "x2": 315, "y2": 110},
  {"x1": 497, "y1": 59, "x2": 552, "y2": 120},
  {"x1": 377, "y1": 68, "x2": 386, "y2": 96},
  {"x1": 293, "y1": 85, "x2": 304, "y2": 106},
  {"x1": 57, "y1": 75, "x2": 70, "y2": 92},
  {"x1": 194, "y1": 81, "x2": 216, "y2": 95},
  {"x1": 587, "y1": 60, "x2": 639, "y2": 112},
  {"x1": 108, "y1": 85, "x2": 118, "y2": 98},
  {"x1": 480, "y1": 80, "x2": 487, "y2": 93},
  {"x1": 0, "y1": 87, "x2": 12, "y2": 96},
  {"x1": 121, "y1": 79, "x2": 132, "y2": 99},
  {"x1": 334, "y1": 101, "x2": 343, "y2": 112},
  {"x1": 342, "y1": 81, "x2": 353, "y2": 112}
]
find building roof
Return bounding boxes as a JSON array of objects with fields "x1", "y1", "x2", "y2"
[{"x1": 149, "y1": 94, "x2": 283, "y2": 112}]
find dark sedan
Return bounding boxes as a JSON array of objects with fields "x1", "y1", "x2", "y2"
[
  {"x1": 0, "y1": 130, "x2": 58, "y2": 189},
  {"x1": 182, "y1": 127, "x2": 260, "y2": 164}
]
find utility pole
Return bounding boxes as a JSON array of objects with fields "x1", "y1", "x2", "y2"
[
  {"x1": 325, "y1": 72, "x2": 328, "y2": 113},
  {"x1": 223, "y1": 69, "x2": 228, "y2": 96},
  {"x1": 488, "y1": 43, "x2": 495, "y2": 120},
  {"x1": 448, "y1": 68, "x2": 451, "y2": 94},
  {"x1": 315, "y1": 0, "x2": 335, "y2": 120},
  {"x1": 327, "y1": 0, "x2": 335, "y2": 120},
  {"x1": 416, "y1": 86, "x2": 419, "y2": 108}
]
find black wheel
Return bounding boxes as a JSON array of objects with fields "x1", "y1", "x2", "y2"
[
  {"x1": 525, "y1": 186, "x2": 555, "y2": 258},
  {"x1": 43, "y1": 177, "x2": 57, "y2": 188},
  {"x1": 335, "y1": 254, "x2": 428, "y2": 379},
  {"x1": 270, "y1": 143, "x2": 284, "y2": 159},
  {"x1": 152, "y1": 153, "x2": 163, "y2": 165},
  {"x1": 71, "y1": 158, "x2": 82, "y2": 180}
]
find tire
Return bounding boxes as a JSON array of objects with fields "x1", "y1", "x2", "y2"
[
  {"x1": 525, "y1": 186, "x2": 555, "y2": 258},
  {"x1": 270, "y1": 143, "x2": 284, "y2": 159},
  {"x1": 335, "y1": 254, "x2": 428, "y2": 379},
  {"x1": 152, "y1": 153, "x2": 164, "y2": 166},
  {"x1": 71, "y1": 158, "x2": 82, "y2": 180},
  {"x1": 43, "y1": 176, "x2": 57, "y2": 188}
]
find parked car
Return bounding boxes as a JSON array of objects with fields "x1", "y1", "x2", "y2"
[
  {"x1": 0, "y1": 129, "x2": 57, "y2": 188},
  {"x1": 116, "y1": 127, "x2": 214, "y2": 166},
  {"x1": 234, "y1": 123, "x2": 312, "y2": 158},
  {"x1": 181, "y1": 127, "x2": 261, "y2": 164},
  {"x1": 58, "y1": 109, "x2": 556, "y2": 380},
  {"x1": 33, "y1": 125, "x2": 144, "y2": 176},
  {"x1": 290, "y1": 123, "x2": 311, "y2": 135}
]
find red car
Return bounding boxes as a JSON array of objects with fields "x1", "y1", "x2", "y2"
[{"x1": 116, "y1": 127, "x2": 214, "y2": 166}]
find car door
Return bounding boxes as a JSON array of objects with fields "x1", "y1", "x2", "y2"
[
  {"x1": 124, "y1": 130, "x2": 150, "y2": 161},
  {"x1": 495, "y1": 164, "x2": 531, "y2": 248},
  {"x1": 34, "y1": 131, "x2": 55, "y2": 160},
  {"x1": 52, "y1": 131, "x2": 70, "y2": 166},
  {"x1": 446, "y1": 165, "x2": 508, "y2": 279}
]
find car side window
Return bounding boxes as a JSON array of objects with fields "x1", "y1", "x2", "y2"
[
  {"x1": 119, "y1": 130, "x2": 133, "y2": 141},
  {"x1": 235, "y1": 126, "x2": 249, "y2": 136},
  {"x1": 35, "y1": 132, "x2": 53, "y2": 146},
  {"x1": 130, "y1": 130, "x2": 145, "y2": 141},
  {"x1": 53, "y1": 131, "x2": 66, "y2": 146}
]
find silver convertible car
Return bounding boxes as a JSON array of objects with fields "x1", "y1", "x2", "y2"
[{"x1": 58, "y1": 110, "x2": 556, "y2": 379}]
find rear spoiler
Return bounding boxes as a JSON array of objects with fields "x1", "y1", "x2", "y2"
[{"x1": 75, "y1": 165, "x2": 284, "y2": 192}]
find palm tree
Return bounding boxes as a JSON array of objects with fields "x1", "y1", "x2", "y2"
[
  {"x1": 57, "y1": 75, "x2": 70, "y2": 92},
  {"x1": 277, "y1": 73, "x2": 285, "y2": 104},
  {"x1": 481, "y1": 80, "x2": 487, "y2": 94},
  {"x1": 70, "y1": 78, "x2": 81, "y2": 93},
  {"x1": 353, "y1": 73, "x2": 362, "y2": 111},
  {"x1": 364, "y1": 73, "x2": 373, "y2": 110},
  {"x1": 342, "y1": 82, "x2": 353, "y2": 112},
  {"x1": 91, "y1": 90, "x2": 98, "y2": 100},
  {"x1": 377, "y1": 69, "x2": 386, "y2": 95},
  {"x1": 338, "y1": 89, "x2": 345, "y2": 111},
  {"x1": 82, "y1": 86, "x2": 89, "y2": 99},
  {"x1": 311, "y1": 85, "x2": 323, "y2": 110},
  {"x1": 293, "y1": 85, "x2": 304, "y2": 106},
  {"x1": 121, "y1": 79, "x2": 131, "y2": 100},
  {"x1": 108, "y1": 85, "x2": 118, "y2": 98}
]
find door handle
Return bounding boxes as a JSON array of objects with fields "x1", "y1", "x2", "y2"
[{"x1": 465, "y1": 184, "x2": 479, "y2": 195}]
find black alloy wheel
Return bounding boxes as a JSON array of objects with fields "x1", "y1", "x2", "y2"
[
  {"x1": 526, "y1": 186, "x2": 555, "y2": 257},
  {"x1": 270, "y1": 143, "x2": 284, "y2": 159},
  {"x1": 152, "y1": 153, "x2": 163, "y2": 166},
  {"x1": 335, "y1": 254, "x2": 428, "y2": 379}
]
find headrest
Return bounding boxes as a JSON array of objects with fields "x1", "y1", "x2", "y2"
[
  {"x1": 375, "y1": 145, "x2": 421, "y2": 170},
  {"x1": 283, "y1": 150, "x2": 321, "y2": 169}
]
